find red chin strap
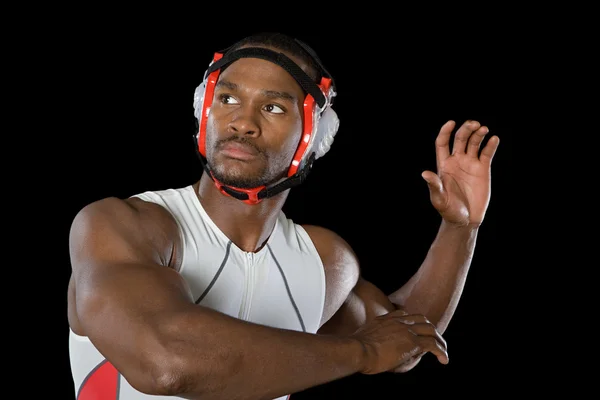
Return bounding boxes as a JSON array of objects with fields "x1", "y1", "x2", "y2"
[
  {"x1": 194, "y1": 46, "x2": 330, "y2": 205},
  {"x1": 209, "y1": 170, "x2": 266, "y2": 205},
  {"x1": 193, "y1": 133, "x2": 316, "y2": 206}
]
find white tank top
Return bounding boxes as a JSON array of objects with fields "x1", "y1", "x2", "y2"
[{"x1": 69, "y1": 184, "x2": 326, "y2": 400}]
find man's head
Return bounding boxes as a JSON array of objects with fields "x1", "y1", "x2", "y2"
[{"x1": 193, "y1": 32, "x2": 339, "y2": 204}]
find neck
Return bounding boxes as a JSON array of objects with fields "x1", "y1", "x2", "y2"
[{"x1": 194, "y1": 172, "x2": 289, "y2": 253}]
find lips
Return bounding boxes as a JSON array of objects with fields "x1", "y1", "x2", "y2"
[{"x1": 219, "y1": 141, "x2": 259, "y2": 160}]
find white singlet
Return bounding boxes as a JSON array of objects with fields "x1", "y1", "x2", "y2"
[{"x1": 69, "y1": 184, "x2": 326, "y2": 400}]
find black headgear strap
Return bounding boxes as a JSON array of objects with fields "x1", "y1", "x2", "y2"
[
  {"x1": 196, "y1": 45, "x2": 329, "y2": 204},
  {"x1": 206, "y1": 47, "x2": 327, "y2": 108},
  {"x1": 192, "y1": 132, "x2": 316, "y2": 202}
]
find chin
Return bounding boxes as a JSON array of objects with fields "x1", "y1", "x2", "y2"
[
  {"x1": 212, "y1": 166, "x2": 267, "y2": 189},
  {"x1": 218, "y1": 176, "x2": 268, "y2": 189}
]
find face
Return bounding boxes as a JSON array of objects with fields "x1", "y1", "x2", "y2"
[{"x1": 204, "y1": 50, "x2": 309, "y2": 189}]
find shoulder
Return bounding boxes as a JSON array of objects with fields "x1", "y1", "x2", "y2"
[
  {"x1": 300, "y1": 225, "x2": 360, "y2": 274},
  {"x1": 74, "y1": 195, "x2": 178, "y2": 233},
  {"x1": 71, "y1": 195, "x2": 182, "y2": 268},
  {"x1": 301, "y1": 224, "x2": 361, "y2": 322}
]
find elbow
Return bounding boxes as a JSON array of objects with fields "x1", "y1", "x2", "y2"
[
  {"x1": 147, "y1": 363, "x2": 195, "y2": 397},
  {"x1": 132, "y1": 329, "x2": 236, "y2": 398},
  {"x1": 124, "y1": 341, "x2": 208, "y2": 397},
  {"x1": 123, "y1": 349, "x2": 205, "y2": 397},
  {"x1": 141, "y1": 351, "x2": 235, "y2": 399}
]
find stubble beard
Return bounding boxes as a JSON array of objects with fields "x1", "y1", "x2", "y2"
[{"x1": 209, "y1": 160, "x2": 272, "y2": 189}]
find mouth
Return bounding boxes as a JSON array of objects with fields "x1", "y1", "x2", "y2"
[{"x1": 219, "y1": 142, "x2": 259, "y2": 161}]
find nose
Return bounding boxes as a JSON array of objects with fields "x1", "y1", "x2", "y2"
[{"x1": 228, "y1": 106, "x2": 260, "y2": 137}]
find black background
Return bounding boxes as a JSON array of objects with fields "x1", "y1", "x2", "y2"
[{"x1": 33, "y1": 17, "x2": 530, "y2": 399}]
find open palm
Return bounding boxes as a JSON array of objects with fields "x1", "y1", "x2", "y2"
[{"x1": 422, "y1": 120, "x2": 500, "y2": 226}]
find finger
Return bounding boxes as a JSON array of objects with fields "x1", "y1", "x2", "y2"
[
  {"x1": 396, "y1": 316, "x2": 447, "y2": 351},
  {"x1": 395, "y1": 314, "x2": 430, "y2": 325},
  {"x1": 479, "y1": 135, "x2": 500, "y2": 165},
  {"x1": 408, "y1": 323, "x2": 447, "y2": 351},
  {"x1": 452, "y1": 120, "x2": 481, "y2": 155},
  {"x1": 417, "y1": 336, "x2": 449, "y2": 364},
  {"x1": 397, "y1": 314, "x2": 429, "y2": 322},
  {"x1": 380, "y1": 309, "x2": 410, "y2": 320},
  {"x1": 466, "y1": 125, "x2": 489, "y2": 158},
  {"x1": 421, "y1": 171, "x2": 442, "y2": 193},
  {"x1": 392, "y1": 355, "x2": 423, "y2": 373},
  {"x1": 434, "y1": 120, "x2": 455, "y2": 169},
  {"x1": 392, "y1": 308, "x2": 409, "y2": 317},
  {"x1": 421, "y1": 171, "x2": 446, "y2": 210}
]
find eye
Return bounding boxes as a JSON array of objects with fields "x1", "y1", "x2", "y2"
[
  {"x1": 218, "y1": 94, "x2": 239, "y2": 105},
  {"x1": 264, "y1": 104, "x2": 285, "y2": 114}
]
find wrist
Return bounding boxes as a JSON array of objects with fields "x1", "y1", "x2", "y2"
[
  {"x1": 342, "y1": 336, "x2": 368, "y2": 374},
  {"x1": 441, "y1": 218, "x2": 480, "y2": 233}
]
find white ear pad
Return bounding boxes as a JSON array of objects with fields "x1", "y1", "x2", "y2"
[
  {"x1": 297, "y1": 105, "x2": 340, "y2": 170},
  {"x1": 194, "y1": 65, "x2": 340, "y2": 172},
  {"x1": 314, "y1": 106, "x2": 340, "y2": 159},
  {"x1": 193, "y1": 80, "x2": 207, "y2": 121}
]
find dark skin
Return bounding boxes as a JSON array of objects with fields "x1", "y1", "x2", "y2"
[{"x1": 68, "y1": 45, "x2": 499, "y2": 400}]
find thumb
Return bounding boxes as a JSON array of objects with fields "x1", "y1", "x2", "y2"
[
  {"x1": 421, "y1": 171, "x2": 445, "y2": 207},
  {"x1": 421, "y1": 171, "x2": 442, "y2": 193}
]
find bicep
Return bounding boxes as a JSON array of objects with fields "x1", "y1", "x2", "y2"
[
  {"x1": 69, "y1": 197, "x2": 193, "y2": 352},
  {"x1": 319, "y1": 278, "x2": 425, "y2": 373},
  {"x1": 302, "y1": 224, "x2": 400, "y2": 336},
  {"x1": 318, "y1": 277, "x2": 397, "y2": 336}
]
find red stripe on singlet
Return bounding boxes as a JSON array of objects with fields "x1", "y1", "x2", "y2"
[{"x1": 77, "y1": 359, "x2": 119, "y2": 400}]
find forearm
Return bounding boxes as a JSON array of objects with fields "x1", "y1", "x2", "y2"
[
  {"x1": 79, "y1": 263, "x2": 364, "y2": 399},
  {"x1": 388, "y1": 220, "x2": 479, "y2": 333},
  {"x1": 156, "y1": 305, "x2": 365, "y2": 400}
]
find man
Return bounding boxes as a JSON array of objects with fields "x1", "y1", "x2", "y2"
[{"x1": 68, "y1": 32, "x2": 500, "y2": 400}]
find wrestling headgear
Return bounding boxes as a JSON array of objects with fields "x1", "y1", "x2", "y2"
[{"x1": 192, "y1": 38, "x2": 339, "y2": 205}]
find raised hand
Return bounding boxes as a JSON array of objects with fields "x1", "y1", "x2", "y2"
[
  {"x1": 350, "y1": 309, "x2": 449, "y2": 375},
  {"x1": 422, "y1": 120, "x2": 500, "y2": 227}
]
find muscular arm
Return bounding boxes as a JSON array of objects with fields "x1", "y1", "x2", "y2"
[
  {"x1": 311, "y1": 222, "x2": 477, "y2": 333},
  {"x1": 309, "y1": 222, "x2": 477, "y2": 371},
  {"x1": 387, "y1": 221, "x2": 478, "y2": 334},
  {"x1": 69, "y1": 198, "x2": 366, "y2": 400},
  {"x1": 304, "y1": 225, "x2": 395, "y2": 338}
]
